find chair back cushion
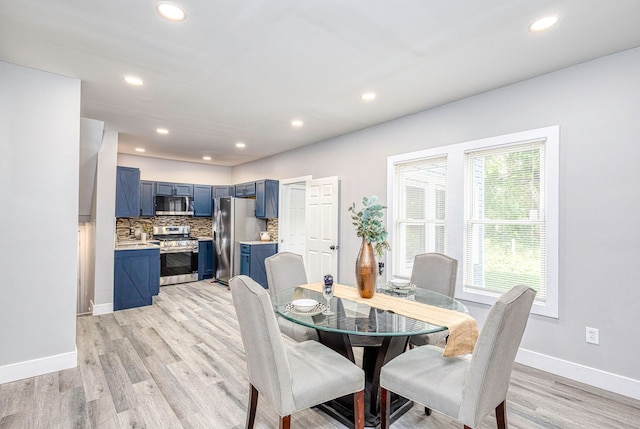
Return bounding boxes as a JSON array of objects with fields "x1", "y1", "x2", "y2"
[
  {"x1": 459, "y1": 285, "x2": 536, "y2": 427},
  {"x1": 410, "y1": 253, "x2": 458, "y2": 297},
  {"x1": 265, "y1": 252, "x2": 308, "y2": 299},
  {"x1": 230, "y1": 275, "x2": 295, "y2": 414}
]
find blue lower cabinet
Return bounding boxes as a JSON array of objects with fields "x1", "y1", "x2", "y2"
[
  {"x1": 114, "y1": 248, "x2": 160, "y2": 310},
  {"x1": 198, "y1": 240, "x2": 214, "y2": 280},
  {"x1": 239, "y1": 243, "x2": 277, "y2": 288}
]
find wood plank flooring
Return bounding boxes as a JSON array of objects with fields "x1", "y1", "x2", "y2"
[{"x1": 1, "y1": 281, "x2": 639, "y2": 428}]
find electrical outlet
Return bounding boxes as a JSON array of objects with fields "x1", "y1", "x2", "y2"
[{"x1": 586, "y1": 327, "x2": 599, "y2": 345}]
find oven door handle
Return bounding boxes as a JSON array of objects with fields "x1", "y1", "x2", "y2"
[{"x1": 160, "y1": 248, "x2": 198, "y2": 254}]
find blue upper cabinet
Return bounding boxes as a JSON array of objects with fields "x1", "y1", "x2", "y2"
[
  {"x1": 193, "y1": 184, "x2": 212, "y2": 217},
  {"x1": 234, "y1": 179, "x2": 278, "y2": 218},
  {"x1": 140, "y1": 180, "x2": 155, "y2": 217},
  {"x1": 156, "y1": 182, "x2": 194, "y2": 197},
  {"x1": 213, "y1": 185, "x2": 233, "y2": 199},
  {"x1": 115, "y1": 166, "x2": 141, "y2": 218},
  {"x1": 234, "y1": 181, "x2": 256, "y2": 197},
  {"x1": 255, "y1": 179, "x2": 279, "y2": 219}
]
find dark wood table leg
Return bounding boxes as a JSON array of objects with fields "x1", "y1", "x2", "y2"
[{"x1": 315, "y1": 332, "x2": 412, "y2": 428}]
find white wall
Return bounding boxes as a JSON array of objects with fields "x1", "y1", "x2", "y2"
[
  {"x1": 118, "y1": 153, "x2": 232, "y2": 185},
  {"x1": 92, "y1": 131, "x2": 118, "y2": 315},
  {"x1": 233, "y1": 48, "x2": 640, "y2": 397},
  {"x1": 0, "y1": 61, "x2": 80, "y2": 381},
  {"x1": 78, "y1": 118, "x2": 104, "y2": 222}
]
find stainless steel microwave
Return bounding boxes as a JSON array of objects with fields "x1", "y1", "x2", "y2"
[{"x1": 155, "y1": 196, "x2": 194, "y2": 216}]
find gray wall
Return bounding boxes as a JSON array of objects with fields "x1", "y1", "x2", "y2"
[
  {"x1": 0, "y1": 61, "x2": 80, "y2": 374},
  {"x1": 118, "y1": 153, "x2": 232, "y2": 185},
  {"x1": 233, "y1": 48, "x2": 640, "y2": 383}
]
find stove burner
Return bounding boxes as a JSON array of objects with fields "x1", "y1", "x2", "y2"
[{"x1": 152, "y1": 225, "x2": 198, "y2": 252}]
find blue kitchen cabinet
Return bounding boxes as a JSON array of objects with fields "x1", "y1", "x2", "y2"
[
  {"x1": 255, "y1": 179, "x2": 279, "y2": 219},
  {"x1": 114, "y1": 248, "x2": 160, "y2": 310},
  {"x1": 212, "y1": 186, "x2": 233, "y2": 212},
  {"x1": 140, "y1": 180, "x2": 155, "y2": 216},
  {"x1": 193, "y1": 184, "x2": 212, "y2": 217},
  {"x1": 156, "y1": 182, "x2": 194, "y2": 197},
  {"x1": 213, "y1": 185, "x2": 233, "y2": 198},
  {"x1": 234, "y1": 181, "x2": 256, "y2": 197},
  {"x1": 233, "y1": 179, "x2": 278, "y2": 219},
  {"x1": 115, "y1": 166, "x2": 140, "y2": 217},
  {"x1": 198, "y1": 239, "x2": 214, "y2": 280},
  {"x1": 240, "y1": 243, "x2": 277, "y2": 288}
]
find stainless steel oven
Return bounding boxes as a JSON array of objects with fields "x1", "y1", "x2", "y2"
[{"x1": 153, "y1": 226, "x2": 199, "y2": 286}]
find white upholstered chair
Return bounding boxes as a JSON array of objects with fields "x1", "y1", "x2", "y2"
[
  {"x1": 409, "y1": 253, "x2": 458, "y2": 348},
  {"x1": 380, "y1": 285, "x2": 536, "y2": 429},
  {"x1": 230, "y1": 275, "x2": 365, "y2": 429},
  {"x1": 264, "y1": 252, "x2": 319, "y2": 342}
]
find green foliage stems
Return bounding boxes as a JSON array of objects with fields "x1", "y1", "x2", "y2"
[{"x1": 348, "y1": 195, "x2": 391, "y2": 257}]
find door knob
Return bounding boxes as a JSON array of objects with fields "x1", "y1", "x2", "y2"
[{"x1": 330, "y1": 245, "x2": 339, "y2": 250}]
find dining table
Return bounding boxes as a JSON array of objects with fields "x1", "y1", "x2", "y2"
[{"x1": 272, "y1": 282, "x2": 475, "y2": 429}]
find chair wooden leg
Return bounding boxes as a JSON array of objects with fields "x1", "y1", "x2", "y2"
[
  {"x1": 495, "y1": 400, "x2": 507, "y2": 429},
  {"x1": 380, "y1": 387, "x2": 390, "y2": 429},
  {"x1": 354, "y1": 389, "x2": 365, "y2": 429},
  {"x1": 246, "y1": 384, "x2": 259, "y2": 429},
  {"x1": 279, "y1": 415, "x2": 291, "y2": 429}
]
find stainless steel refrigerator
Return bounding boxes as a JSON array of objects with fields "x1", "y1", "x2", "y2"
[{"x1": 213, "y1": 197, "x2": 265, "y2": 285}]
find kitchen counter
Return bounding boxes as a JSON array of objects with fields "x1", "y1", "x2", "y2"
[
  {"x1": 239, "y1": 240, "x2": 278, "y2": 245},
  {"x1": 115, "y1": 240, "x2": 160, "y2": 250},
  {"x1": 197, "y1": 236, "x2": 213, "y2": 241}
]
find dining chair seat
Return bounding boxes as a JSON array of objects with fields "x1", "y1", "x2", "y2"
[{"x1": 285, "y1": 340, "x2": 364, "y2": 412}]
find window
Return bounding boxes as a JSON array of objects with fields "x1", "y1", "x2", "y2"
[
  {"x1": 391, "y1": 157, "x2": 447, "y2": 278},
  {"x1": 387, "y1": 126, "x2": 559, "y2": 317}
]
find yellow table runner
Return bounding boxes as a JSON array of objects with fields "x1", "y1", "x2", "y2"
[{"x1": 301, "y1": 282, "x2": 478, "y2": 357}]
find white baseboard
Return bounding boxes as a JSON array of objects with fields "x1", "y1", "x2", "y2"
[
  {"x1": 90, "y1": 300, "x2": 113, "y2": 315},
  {"x1": 517, "y1": 348, "x2": 640, "y2": 401},
  {"x1": 0, "y1": 348, "x2": 77, "y2": 384}
]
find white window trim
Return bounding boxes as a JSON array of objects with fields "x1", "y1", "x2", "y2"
[{"x1": 387, "y1": 125, "x2": 559, "y2": 318}]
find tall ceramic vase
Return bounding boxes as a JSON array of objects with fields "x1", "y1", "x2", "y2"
[{"x1": 355, "y1": 237, "x2": 377, "y2": 298}]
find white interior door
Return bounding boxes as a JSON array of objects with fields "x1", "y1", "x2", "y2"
[
  {"x1": 286, "y1": 183, "x2": 306, "y2": 255},
  {"x1": 278, "y1": 176, "x2": 312, "y2": 256},
  {"x1": 305, "y1": 176, "x2": 340, "y2": 282}
]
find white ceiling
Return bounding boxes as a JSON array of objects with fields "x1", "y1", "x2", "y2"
[{"x1": 2, "y1": 0, "x2": 640, "y2": 166}]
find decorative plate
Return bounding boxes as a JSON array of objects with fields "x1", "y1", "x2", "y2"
[
  {"x1": 388, "y1": 281, "x2": 413, "y2": 291},
  {"x1": 285, "y1": 302, "x2": 327, "y2": 316}
]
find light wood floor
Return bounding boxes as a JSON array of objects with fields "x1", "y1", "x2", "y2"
[{"x1": 1, "y1": 281, "x2": 639, "y2": 429}]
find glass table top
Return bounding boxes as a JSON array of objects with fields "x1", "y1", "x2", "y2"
[{"x1": 273, "y1": 284, "x2": 468, "y2": 337}]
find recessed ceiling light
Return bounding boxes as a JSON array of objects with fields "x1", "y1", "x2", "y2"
[
  {"x1": 361, "y1": 92, "x2": 376, "y2": 101},
  {"x1": 124, "y1": 75, "x2": 144, "y2": 86},
  {"x1": 529, "y1": 15, "x2": 559, "y2": 32},
  {"x1": 135, "y1": 148, "x2": 146, "y2": 153},
  {"x1": 202, "y1": 156, "x2": 211, "y2": 161},
  {"x1": 236, "y1": 142, "x2": 246, "y2": 148},
  {"x1": 156, "y1": 2, "x2": 187, "y2": 22},
  {"x1": 291, "y1": 119, "x2": 304, "y2": 128},
  {"x1": 156, "y1": 128, "x2": 169, "y2": 135}
]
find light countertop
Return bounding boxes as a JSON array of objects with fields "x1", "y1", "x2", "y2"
[
  {"x1": 115, "y1": 240, "x2": 160, "y2": 251},
  {"x1": 239, "y1": 240, "x2": 278, "y2": 245}
]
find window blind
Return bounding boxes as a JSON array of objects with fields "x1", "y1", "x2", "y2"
[
  {"x1": 392, "y1": 156, "x2": 447, "y2": 279},
  {"x1": 463, "y1": 139, "x2": 547, "y2": 301}
]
